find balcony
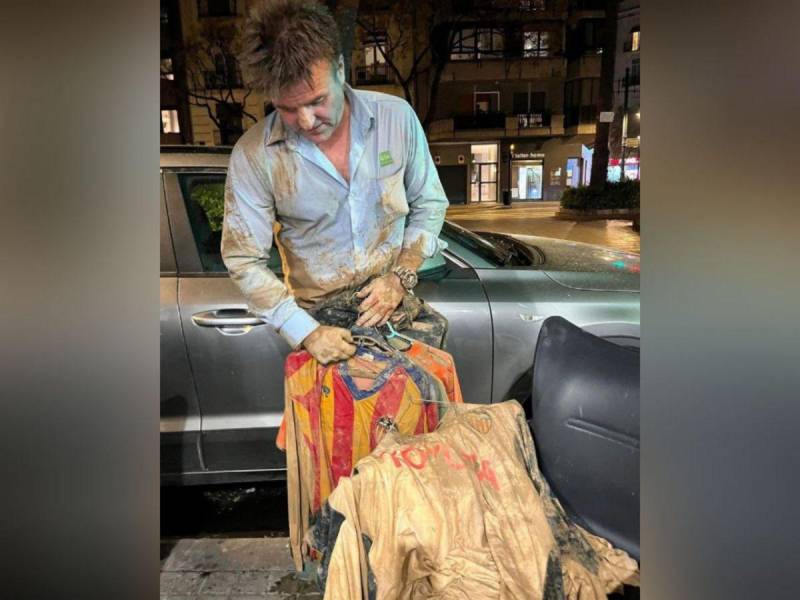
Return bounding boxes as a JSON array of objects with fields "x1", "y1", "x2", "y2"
[
  {"x1": 442, "y1": 56, "x2": 565, "y2": 82},
  {"x1": 427, "y1": 112, "x2": 565, "y2": 141},
  {"x1": 454, "y1": 111, "x2": 507, "y2": 130}
]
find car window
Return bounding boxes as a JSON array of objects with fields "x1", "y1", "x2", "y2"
[{"x1": 176, "y1": 172, "x2": 282, "y2": 274}]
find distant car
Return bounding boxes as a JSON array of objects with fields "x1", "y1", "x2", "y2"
[{"x1": 161, "y1": 146, "x2": 640, "y2": 486}]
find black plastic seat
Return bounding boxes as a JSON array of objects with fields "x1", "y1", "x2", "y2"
[{"x1": 531, "y1": 316, "x2": 640, "y2": 560}]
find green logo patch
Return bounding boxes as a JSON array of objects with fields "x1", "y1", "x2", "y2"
[{"x1": 379, "y1": 150, "x2": 394, "y2": 167}]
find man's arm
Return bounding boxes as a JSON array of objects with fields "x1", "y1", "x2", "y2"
[
  {"x1": 221, "y1": 146, "x2": 320, "y2": 349},
  {"x1": 355, "y1": 102, "x2": 449, "y2": 328},
  {"x1": 398, "y1": 102, "x2": 449, "y2": 269}
]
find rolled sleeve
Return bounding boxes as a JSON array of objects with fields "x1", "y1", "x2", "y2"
[
  {"x1": 402, "y1": 104, "x2": 448, "y2": 259},
  {"x1": 222, "y1": 144, "x2": 317, "y2": 347}
]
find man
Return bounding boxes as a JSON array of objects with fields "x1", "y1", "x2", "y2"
[{"x1": 222, "y1": 0, "x2": 448, "y2": 364}]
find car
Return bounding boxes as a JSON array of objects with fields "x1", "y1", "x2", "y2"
[{"x1": 161, "y1": 145, "x2": 640, "y2": 486}]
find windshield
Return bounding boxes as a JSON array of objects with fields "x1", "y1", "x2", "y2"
[
  {"x1": 441, "y1": 222, "x2": 542, "y2": 267},
  {"x1": 440, "y1": 221, "x2": 510, "y2": 267}
]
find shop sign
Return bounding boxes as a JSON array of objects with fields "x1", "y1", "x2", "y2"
[{"x1": 511, "y1": 151, "x2": 545, "y2": 160}]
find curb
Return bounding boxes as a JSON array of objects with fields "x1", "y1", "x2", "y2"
[{"x1": 556, "y1": 208, "x2": 639, "y2": 222}]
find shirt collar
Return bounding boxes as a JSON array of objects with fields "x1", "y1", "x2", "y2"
[{"x1": 265, "y1": 83, "x2": 375, "y2": 148}]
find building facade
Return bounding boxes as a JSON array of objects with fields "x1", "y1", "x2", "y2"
[
  {"x1": 161, "y1": 0, "x2": 623, "y2": 202},
  {"x1": 356, "y1": 0, "x2": 612, "y2": 203},
  {"x1": 609, "y1": 0, "x2": 640, "y2": 181}
]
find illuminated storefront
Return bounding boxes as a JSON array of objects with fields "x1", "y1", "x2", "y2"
[
  {"x1": 607, "y1": 157, "x2": 640, "y2": 182},
  {"x1": 510, "y1": 150, "x2": 545, "y2": 200}
]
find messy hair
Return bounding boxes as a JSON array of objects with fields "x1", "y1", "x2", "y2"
[{"x1": 239, "y1": 0, "x2": 342, "y2": 97}]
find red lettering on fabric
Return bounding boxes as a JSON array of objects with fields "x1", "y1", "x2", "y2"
[
  {"x1": 402, "y1": 447, "x2": 428, "y2": 469},
  {"x1": 476, "y1": 460, "x2": 500, "y2": 491}
]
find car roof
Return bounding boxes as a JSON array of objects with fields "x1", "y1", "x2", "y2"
[{"x1": 161, "y1": 145, "x2": 231, "y2": 169}]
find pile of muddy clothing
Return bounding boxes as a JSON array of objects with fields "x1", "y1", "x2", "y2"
[
  {"x1": 312, "y1": 401, "x2": 639, "y2": 600},
  {"x1": 277, "y1": 287, "x2": 462, "y2": 570}
]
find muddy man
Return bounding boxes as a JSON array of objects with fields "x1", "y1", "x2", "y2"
[{"x1": 222, "y1": 0, "x2": 448, "y2": 364}]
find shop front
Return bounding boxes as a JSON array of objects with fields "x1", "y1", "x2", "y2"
[
  {"x1": 510, "y1": 147, "x2": 546, "y2": 201},
  {"x1": 502, "y1": 136, "x2": 593, "y2": 202}
]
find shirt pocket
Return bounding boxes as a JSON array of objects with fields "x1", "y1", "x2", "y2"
[{"x1": 374, "y1": 168, "x2": 409, "y2": 223}]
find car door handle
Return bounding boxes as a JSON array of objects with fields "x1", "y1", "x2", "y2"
[{"x1": 191, "y1": 309, "x2": 266, "y2": 328}]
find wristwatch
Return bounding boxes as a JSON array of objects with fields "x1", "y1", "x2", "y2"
[{"x1": 392, "y1": 265, "x2": 418, "y2": 292}]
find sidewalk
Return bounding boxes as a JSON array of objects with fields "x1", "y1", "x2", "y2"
[
  {"x1": 161, "y1": 537, "x2": 320, "y2": 599},
  {"x1": 446, "y1": 201, "x2": 640, "y2": 255}
]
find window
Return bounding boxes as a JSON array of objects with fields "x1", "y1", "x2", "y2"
[
  {"x1": 631, "y1": 57, "x2": 640, "y2": 85},
  {"x1": 161, "y1": 110, "x2": 180, "y2": 134},
  {"x1": 451, "y1": 28, "x2": 476, "y2": 61},
  {"x1": 177, "y1": 173, "x2": 283, "y2": 274},
  {"x1": 161, "y1": 58, "x2": 174, "y2": 80},
  {"x1": 631, "y1": 27, "x2": 640, "y2": 52},
  {"x1": 450, "y1": 27, "x2": 504, "y2": 60},
  {"x1": 513, "y1": 91, "x2": 547, "y2": 127},
  {"x1": 523, "y1": 31, "x2": 550, "y2": 57},
  {"x1": 357, "y1": 32, "x2": 389, "y2": 83},
  {"x1": 475, "y1": 91, "x2": 500, "y2": 114},
  {"x1": 197, "y1": 0, "x2": 238, "y2": 17},
  {"x1": 205, "y1": 52, "x2": 242, "y2": 88}
]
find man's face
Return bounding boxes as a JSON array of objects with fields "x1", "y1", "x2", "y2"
[{"x1": 272, "y1": 58, "x2": 346, "y2": 144}]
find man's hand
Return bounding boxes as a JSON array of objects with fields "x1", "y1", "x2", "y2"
[
  {"x1": 301, "y1": 326, "x2": 357, "y2": 364},
  {"x1": 355, "y1": 273, "x2": 405, "y2": 327}
]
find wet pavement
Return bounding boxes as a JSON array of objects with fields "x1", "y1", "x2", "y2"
[
  {"x1": 161, "y1": 483, "x2": 638, "y2": 599},
  {"x1": 446, "y1": 201, "x2": 640, "y2": 255},
  {"x1": 161, "y1": 483, "x2": 321, "y2": 599}
]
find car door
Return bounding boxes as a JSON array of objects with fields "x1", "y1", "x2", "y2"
[
  {"x1": 160, "y1": 174, "x2": 203, "y2": 480},
  {"x1": 164, "y1": 169, "x2": 289, "y2": 476}
]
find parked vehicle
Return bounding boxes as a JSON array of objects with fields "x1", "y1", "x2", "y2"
[{"x1": 161, "y1": 146, "x2": 640, "y2": 486}]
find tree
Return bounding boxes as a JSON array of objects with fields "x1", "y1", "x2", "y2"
[
  {"x1": 331, "y1": 0, "x2": 361, "y2": 85},
  {"x1": 355, "y1": 0, "x2": 468, "y2": 129},
  {"x1": 175, "y1": 22, "x2": 259, "y2": 143},
  {"x1": 589, "y1": 0, "x2": 619, "y2": 187}
]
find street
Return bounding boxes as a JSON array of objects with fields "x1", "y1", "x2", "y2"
[
  {"x1": 161, "y1": 483, "x2": 321, "y2": 599},
  {"x1": 447, "y1": 202, "x2": 640, "y2": 255}
]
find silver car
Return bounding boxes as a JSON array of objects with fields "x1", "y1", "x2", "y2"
[{"x1": 161, "y1": 146, "x2": 640, "y2": 486}]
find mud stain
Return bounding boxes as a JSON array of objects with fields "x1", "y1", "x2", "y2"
[
  {"x1": 378, "y1": 172, "x2": 409, "y2": 218},
  {"x1": 269, "y1": 572, "x2": 322, "y2": 597},
  {"x1": 271, "y1": 147, "x2": 297, "y2": 204}
]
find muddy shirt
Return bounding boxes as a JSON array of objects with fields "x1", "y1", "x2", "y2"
[{"x1": 221, "y1": 85, "x2": 448, "y2": 348}]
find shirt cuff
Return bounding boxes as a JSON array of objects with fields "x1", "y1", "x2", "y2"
[
  {"x1": 402, "y1": 227, "x2": 447, "y2": 259},
  {"x1": 276, "y1": 309, "x2": 320, "y2": 349}
]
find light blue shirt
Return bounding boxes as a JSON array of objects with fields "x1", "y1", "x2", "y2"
[{"x1": 221, "y1": 85, "x2": 448, "y2": 348}]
